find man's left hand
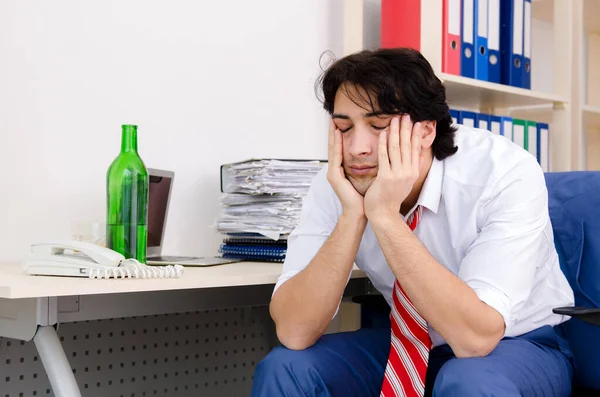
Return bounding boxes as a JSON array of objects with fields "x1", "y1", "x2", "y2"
[{"x1": 364, "y1": 114, "x2": 422, "y2": 222}]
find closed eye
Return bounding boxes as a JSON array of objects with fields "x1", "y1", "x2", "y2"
[
  {"x1": 339, "y1": 126, "x2": 353, "y2": 133},
  {"x1": 372, "y1": 124, "x2": 389, "y2": 131}
]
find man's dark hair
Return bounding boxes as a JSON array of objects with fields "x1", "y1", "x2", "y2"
[{"x1": 316, "y1": 47, "x2": 458, "y2": 161}]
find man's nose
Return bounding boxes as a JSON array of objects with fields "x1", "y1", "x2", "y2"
[{"x1": 348, "y1": 127, "x2": 374, "y2": 158}]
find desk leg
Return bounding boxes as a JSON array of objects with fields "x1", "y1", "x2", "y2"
[{"x1": 33, "y1": 325, "x2": 82, "y2": 397}]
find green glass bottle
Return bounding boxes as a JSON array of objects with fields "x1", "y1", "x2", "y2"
[{"x1": 106, "y1": 124, "x2": 149, "y2": 263}]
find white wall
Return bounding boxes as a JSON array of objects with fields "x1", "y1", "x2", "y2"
[
  {"x1": 0, "y1": 0, "x2": 345, "y2": 261},
  {"x1": 0, "y1": 0, "x2": 557, "y2": 262}
]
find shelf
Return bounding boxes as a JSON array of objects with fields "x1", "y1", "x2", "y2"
[
  {"x1": 505, "y1": 104, "x2": 554, "y2": 124},
  {"x1": 583, "y1": 104, "x2": 600, "y2": 129},
  {"x1": 438, "y1": 73, "x2": 569, "y2": 110}
]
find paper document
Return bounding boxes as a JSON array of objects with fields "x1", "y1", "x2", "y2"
[{"x1": 216, "y1": 159, "x2": 325, "y2": 238}]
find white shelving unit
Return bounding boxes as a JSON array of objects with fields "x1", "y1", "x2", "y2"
[
  {"x1": 344, "y1": 0, "x2": 595, "y2": 172},
  {"x1": 517, "y1": 0, "x2": 600, "y2": 170},
  {"x1": 583, "y1": 105, "x2": 600, "y2": 129},
  {"x1": 582, "y1": 0, "x2": 600, "y2": 169},
  {"x1": 439, "y1": 73, "x2": 569, "y2": 109}
]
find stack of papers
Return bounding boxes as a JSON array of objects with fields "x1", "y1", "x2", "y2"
[
  {"x1": 216, "y1": 159, "x2": 325, "y2": 239},
  {"x1": 221, "y1": 159, "x2": 324, "y2": 195}
]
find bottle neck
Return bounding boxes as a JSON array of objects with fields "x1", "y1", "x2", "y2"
[{"x1": 121, "y1": 125, "x2": 138, "y2": 153}]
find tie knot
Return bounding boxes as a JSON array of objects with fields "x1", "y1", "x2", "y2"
[{"x1": 406, "y1": 205, "x2": 423, "y2": 232}]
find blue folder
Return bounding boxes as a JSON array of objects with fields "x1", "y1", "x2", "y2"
[
  {"x1": 474, "y1": 0, "x2": 488, "y2": 81},
  {"x1": 499, "y1": 116, "x2": 513, "y2": 138},
  {"x1": 476, "y1": 112, "x2": 490, "y2": 131},
  {"x1": 487, "y1": 0, "x2": 501, "y2": 83},
  {"x1": 500, "y1": 0, "x2": 524, "y2": 87},
  {"x1": 458, "y1": 110, "x2": 477, "y2": 127},
  {"x1": 450, "y1": 109, "x2": 460, "y2": 125},
  {"x1": 537, "y1": 123, "x2": 549, "y2": 171},
  {"x1": 489, "y1": 115, "x2": 502, "y2": 135},
  {"x1": 461, "y1": 0, "x2": 476, "y2": 78},
  {"x1": 522, "y1": 0, "x2": 532, "y2": 89}
]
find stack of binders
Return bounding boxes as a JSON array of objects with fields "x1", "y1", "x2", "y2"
[
  {"x1": 219, "y1": 234, "x2": 288, "y2": 263},
  {"x1": 450, "y1": 108, "x2": 550, "y2": 172},
  {"x1": 216, "y1": 159, "x2": 326, "y2": 262},
  {"x1": 381, "y1": 0, "x2": 533, "y2": 89}
]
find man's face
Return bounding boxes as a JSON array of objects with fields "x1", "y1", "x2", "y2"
[{"x1": 331, "y1": 85, "x2": 394, "y2": 195}]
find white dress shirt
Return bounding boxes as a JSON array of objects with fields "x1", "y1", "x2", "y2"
[{"x1": 273, "y1": 124, "x2": 575, "y2": 347}]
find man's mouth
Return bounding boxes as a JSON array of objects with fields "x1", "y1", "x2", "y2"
[{"x1": 349, "y1": 165, "x2": 376, "y2": 175}]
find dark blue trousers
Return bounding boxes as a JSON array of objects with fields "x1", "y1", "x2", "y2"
[{"x1": 251, "y1": 325, "x2": 574, "y2": 397}]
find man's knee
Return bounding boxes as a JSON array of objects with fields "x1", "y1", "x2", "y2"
[
  {"x1": 432, "y1": 358, "x2": 520, "y2": 397},
  {"x1": 253, "y1": 344, "x2": 324, "y2": 395},
  {"x1": 255, "y1": 331, "x2": 361, "y2": 379},
  {"x1": 256, "y1": 344, "x2": 317, "y2": 375}
]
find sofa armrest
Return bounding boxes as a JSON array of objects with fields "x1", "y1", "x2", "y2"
[{"x1": 553, "y1": 306, "x2": 600, "y2": 326}]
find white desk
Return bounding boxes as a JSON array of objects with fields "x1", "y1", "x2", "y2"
[{"x1": 0, "y1": 262, "x2": 367, "y2": 396}]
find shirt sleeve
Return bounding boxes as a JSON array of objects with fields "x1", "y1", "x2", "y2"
[
  {"x1": 273, "y1": 165, "x2": 342, "y2": 295},
  {"x1": 457, "y1": 156, "x2": 551, "y2": 335}
]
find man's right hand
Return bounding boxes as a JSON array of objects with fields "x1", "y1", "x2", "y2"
[
  {"x1": 327, "y1": 119, "x2": 365, "y2": 219},
  {"x1": 270, "y1": 120, "x2": 368, "y2": 350}
]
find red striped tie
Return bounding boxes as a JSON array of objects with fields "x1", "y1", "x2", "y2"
[{"x1": 380, "y1": 205, "x2": 432, "y2": 397}]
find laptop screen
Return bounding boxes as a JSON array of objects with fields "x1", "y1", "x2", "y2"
[{"x1": 148, "y1": 169, "x2": 173, "y2": 252}]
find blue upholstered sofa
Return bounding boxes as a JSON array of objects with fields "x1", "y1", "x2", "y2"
[
  {"x1": 546, "y1": 171, "x2": 600, "y2": 396},
  {"x1": 356, "y1": 171, "x2": 600, "y2": 396}
]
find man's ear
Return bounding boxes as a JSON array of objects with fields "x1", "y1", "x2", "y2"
[{"x1": 420, "y1": 121, "x2": 436, "y2": 149}]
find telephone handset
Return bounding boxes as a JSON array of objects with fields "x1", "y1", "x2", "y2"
[{"x1": 22, "y1": 240, "x2": 184, "y2": 279}]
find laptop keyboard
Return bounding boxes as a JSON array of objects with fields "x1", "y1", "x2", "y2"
[{"x1": 148, "y1": 255, "x2": 198, "y2": 262}]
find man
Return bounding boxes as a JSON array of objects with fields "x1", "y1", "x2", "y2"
[{"x1": 251, "y1": 48, "x2": 575, "y2": 396}]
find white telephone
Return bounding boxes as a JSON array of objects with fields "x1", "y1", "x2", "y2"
[{"x1": 22, "y1": 240, "x2": 184, "y2": 279}]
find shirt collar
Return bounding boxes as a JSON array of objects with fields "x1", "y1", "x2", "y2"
[{"x1": 416, "y1": 156, "x2": 443, "y2": 214}]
